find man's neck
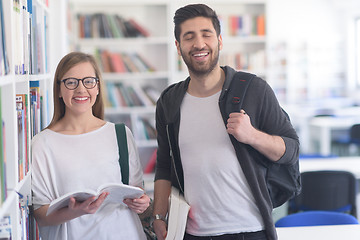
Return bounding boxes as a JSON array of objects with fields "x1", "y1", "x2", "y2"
[{"x1": 187, "y1": 66, "x2": 225, "y2": 97}]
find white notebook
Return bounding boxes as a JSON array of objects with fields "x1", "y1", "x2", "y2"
[{"x1": 166, "y1": 187, "x2": 190, "y2": 240}]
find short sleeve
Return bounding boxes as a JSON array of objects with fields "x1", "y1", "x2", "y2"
[{"x1": 126, "y1": 126, "x2": 144, "y2": 188}]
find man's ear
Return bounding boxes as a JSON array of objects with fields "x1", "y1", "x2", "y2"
[
  {"x1": 175, "y1": 40, "x2": 181, "y2": 56},
  {"x1": 218, "y1": 34, "x2": 223, "y2": 51}
]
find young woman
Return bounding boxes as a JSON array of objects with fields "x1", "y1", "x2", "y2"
[{"x1": 31, "y1": 52, "x2": 150, "y2": 240}]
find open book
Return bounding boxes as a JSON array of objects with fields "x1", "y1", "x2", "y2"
[
  {"x1": 47, "y1": 183, "x2": 144, "y2": 216},
  {"x1": 166, "y1": 187, "x2": 190, "y2": 240}
]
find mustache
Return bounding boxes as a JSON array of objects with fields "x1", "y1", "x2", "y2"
[{"x1": 189, "y1": 48, "x2": 210, "y2": 54}]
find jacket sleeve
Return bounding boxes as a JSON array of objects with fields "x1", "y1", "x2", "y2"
[
  {"x1": 154, "y1": 97, "x2": 172, "y2": 181},
  {"x1": 246, "y1": 78, "x2": 300, "y2": 166}
]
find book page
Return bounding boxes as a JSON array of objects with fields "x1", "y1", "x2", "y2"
[
  {"x1": 99, "y1": 183, "x2": 144, "y2": 204},
  {"x1": 47, "y1": 190, "x2": 97, "y2": 216},
  {"x1": 47, "y1": 183, "x2": 144, "y2": 216}
]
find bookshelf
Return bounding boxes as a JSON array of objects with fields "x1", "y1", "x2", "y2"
[
  {"x1": 266, "y1": 0, "x2": 347, "y2": 105},
  {"x1": 69, "y1": 0, "x2": 267, "y2": 170},
  {"x1": 0, "y1": 0, "x2": 52, "y2": 239},
  {"x1": 69, "y1": 0, "x2": 169, "y2": 171}
]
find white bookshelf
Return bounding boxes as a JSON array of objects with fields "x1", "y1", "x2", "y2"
[
  {"x1": 0, "y1": 0, "x2": 54, "y2": 239},
  {"x1": 69, "y1": 0, "x2": 267, "y2": 169},
  {"x1": 266, "y1": 0, "x2": 347, "y2": 105}
]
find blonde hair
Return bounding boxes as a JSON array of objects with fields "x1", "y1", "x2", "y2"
[{"x1": 47, "y1": 52, "x2": 105, "y2": 129}]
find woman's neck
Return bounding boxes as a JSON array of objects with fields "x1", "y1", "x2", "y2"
[{"x1": 50, "y1": 113, "x2": 105, "y2": 135}]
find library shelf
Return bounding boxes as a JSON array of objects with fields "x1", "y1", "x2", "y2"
[{"x1": 69, "y1": 0, "x2": 267, "y2": 170}]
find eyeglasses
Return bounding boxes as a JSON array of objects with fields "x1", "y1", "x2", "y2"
[{"x1": 59, "y1": 77, "x2": 99, "y2": 90}]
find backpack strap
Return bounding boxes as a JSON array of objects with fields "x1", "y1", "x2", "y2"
[
  {"x1": 115, "y1": 123, "x2": 129, "y2": 185},
  {"x1": 230, "y1": 72, "x2": 291, "y2": 120},
  {"x1": 225, "y1": 71, "x2": 255, "y2": 114}
]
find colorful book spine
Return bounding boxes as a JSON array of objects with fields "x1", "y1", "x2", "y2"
[
  {"x1": 30, "y1": 81, "x2": 41, "y2": 137},
  {"x1": 0, "y1": 87, "x2": 7, "y2": 205},
  {"x1": 0, "y1": 0, "x2": 10, "y2": 75},
  {"x1": 0, "y1": 216, "x2": 11, "y2": 239},
  {"x1": 95, "y1": 49, "x2": 156, "y2": 73},
  {"x1": 16, "y1": 94, "x2": 29, "y2": 181},
  {"x1": 105, "y1": 82, "x2": 156, "y2": 108},
  {"x1": 227, "y1": 14, "x2": 266, "y2": 36},
  {"x1": 78, "y1": 13, "x2": 150, "y2": 38},
  {"x1": 28, "y1": 3, "x2": 46, "y2": 74}
]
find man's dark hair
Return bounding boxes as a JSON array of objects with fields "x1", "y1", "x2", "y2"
[{"x1": 173, "y1": 4, "x2": 221, "y2": 42}]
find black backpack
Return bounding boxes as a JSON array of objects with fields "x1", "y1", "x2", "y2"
[{"x1": 225, "y1": 72, "x2": 301, "y2": 208}]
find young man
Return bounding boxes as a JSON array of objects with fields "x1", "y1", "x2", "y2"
[{"x1": 152, "y1": 4, "x2": 299, "y2": 240}]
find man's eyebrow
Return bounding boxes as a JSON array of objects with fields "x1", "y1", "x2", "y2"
[
  {"x1": 182, "y1": 29, "x2": 214, "y2": 37},
  {"x1": 201, "y1": 29, "x2": 214, "y2": 33},
  {"x1": 183, "y1": 31, "x2": 195, "y2": 38}
]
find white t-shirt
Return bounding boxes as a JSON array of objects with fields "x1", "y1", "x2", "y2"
[
  {"x1": 31, "y1": 122, "x2": 146, "y2": 240},
  {"x1": 179, "y1": 91, "x2": 264, "y2": 236}
]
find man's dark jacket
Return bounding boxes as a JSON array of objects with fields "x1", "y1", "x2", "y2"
[{"x1": 154, "y1": 66, "x2": 300, "y2": 240}]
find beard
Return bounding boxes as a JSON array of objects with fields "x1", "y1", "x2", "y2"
[{"x1": 180, "y1": 43, "x2": 220, "y2": 77}]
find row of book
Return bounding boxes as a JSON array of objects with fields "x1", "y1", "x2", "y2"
[
  {"x1": 0, "y1": 0, "x2": 48, "y2": 76},
  {"x1": 105, "y1": 82, "x2": 160, "y2": 108},
  {"x1": 219, "y1": 50, "x2": 266, "y2": 72},
  {"x1": 16, "y1": 94, "x2": 29, "y2": 182},
  {"x1": 221, "y1": 14, "x2": 266, "y2": 37},
  {"x1": 0, "y1": 88, "x2": 7, "y2": 207},
  {"x1": 0, "y1": 0, "x2": 9, "y2": 76},
  {"x1": 29, "y1": 81, "x2": 43, "y2": 138},
  {"x1": 0, "y1": 216, "x2": 11, "y2": 239},
  {"x1": 16, "y1": 81, "x2": 42, "y2": 182},
  {"x1": 95, "y1": 49, "x2": 155, "y2": 73},
  {"x1": 0, "y1": 85, "x2": 42, "y2": 238},
  {"x1": 78, "y1": 13, "x2": 149, "y2": 39},
  {"x1": 0, "y1": 205, "x2": 37, "y2": 240},
  {"x1": 1, "y1": 0, "x2": 47, "y2": 239},
  {"x1": 106, "y1": 115, "x2": 156, "y2": 145},
  {"x1": 134, "y1": 117, "x2": 156, "y2": 141}
]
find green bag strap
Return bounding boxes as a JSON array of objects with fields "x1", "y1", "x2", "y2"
[{"x1": 115, "y1": 123, "x2": 129, "y2": 185}]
